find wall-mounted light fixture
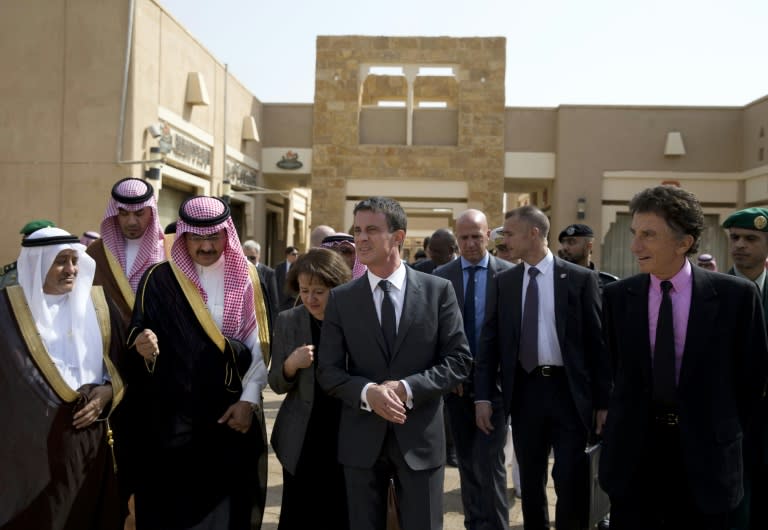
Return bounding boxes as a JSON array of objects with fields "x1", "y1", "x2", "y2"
[
  {"x1": 185, "y1": 72, "x2": 210, "y2": 106},
  {"x1": 242, "y1": 116, "x2": 260, "y2": 143},
  {"x1": 577, "y1": 197, "x2": 586, "y2": 220},
  {"x1": 664, "y1": 131, "x2": 686, "y2": 156}
]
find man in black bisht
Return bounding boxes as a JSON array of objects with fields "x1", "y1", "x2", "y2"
[{"x1": 126, "y1": 196, "x2": 269, "y2": 530}]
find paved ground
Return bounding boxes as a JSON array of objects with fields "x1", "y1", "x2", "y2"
[{"x1": 260, "y1": 387, "x2": 558, "y2": 529}]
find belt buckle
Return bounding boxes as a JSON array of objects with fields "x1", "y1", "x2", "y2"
[
  {"x1": 540, "y1": 366, "x2": 552, "y2": 377},
  {"x1": 660, "y1": 412, "x2": 678, "y2": 426}
]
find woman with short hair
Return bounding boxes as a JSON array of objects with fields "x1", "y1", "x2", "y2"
[{"x1": 269, "y1": 248, "x2": 352, "y2": 529}]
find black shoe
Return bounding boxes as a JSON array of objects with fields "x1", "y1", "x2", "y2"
[{"x1": 446, "y1": 452, "x2": 459, "y2": 467}]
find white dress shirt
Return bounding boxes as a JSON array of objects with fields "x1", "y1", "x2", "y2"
[
  {"x1": 125, "y1": 238, "x2": 141, "y2": 276},
  {"x1": 359, "y1": 261, "x2": 414, "y2": 410},
  {"x1": 522, "y1": 250, "x2": 564, "y2": 366}
]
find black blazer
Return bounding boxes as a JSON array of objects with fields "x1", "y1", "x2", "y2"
[
  {"x1": 274, "y1": 261, "x2": 296, "y2": 312},
  {"x1": 474, "y1": 256, "x2": 609, "y2": 429},
  {"x1": 316, "y1": 266, "x2": 471, "y2": 470},
  {"x1": 599, "y1": 266, "x2": 768, "y2": 512},
  {"x1": 256, "y1": 263, "x2": 279, "y2": 327}
]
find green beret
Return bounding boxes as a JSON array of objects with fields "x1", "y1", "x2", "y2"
[
  {"x1": 722, "y1": 208, "x2": 768, "y2": 232},
  {"x1": 19, "y1": 219, "x2": 56, "y2": 236}
]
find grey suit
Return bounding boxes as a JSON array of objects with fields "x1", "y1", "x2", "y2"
[
  {"x1": 268, "y1": 306, "x2": 314, "y2": 474},
  {"x1": 268, "y1": 305, "x2": 349, "y2": 529},
  {"x1": 317, "y1": 265, "x2": 471, "y2": 530},
  {"x1": 434, "y1": 255, "x2": 512, "y2": 530}
]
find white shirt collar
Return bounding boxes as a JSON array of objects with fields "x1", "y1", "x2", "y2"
[
  {"x1": 524, "y1": 249, "x2": 554, "y2": 276},
  {"x1": 367, "y1": 260, "x2": 406, "y2": 292}
]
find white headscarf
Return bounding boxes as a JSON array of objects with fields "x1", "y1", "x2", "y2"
[{"x1": 17, "y1": 227, "x2": 104, "y2": 390}]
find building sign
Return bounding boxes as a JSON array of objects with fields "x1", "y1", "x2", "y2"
[
  {"x1": 226, "y1": 159, "x2": 259, "y2": 188},
  {"x1": 159, "y1": 122, "x2": 212, "y2": 175},
  {"x1": 276, "y1": 150, "x2": 303, "y2": 170}
]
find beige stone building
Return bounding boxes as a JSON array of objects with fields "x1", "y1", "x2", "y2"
[{"x1": 2, "y1": 0, "x2": 767, "y2": 275}]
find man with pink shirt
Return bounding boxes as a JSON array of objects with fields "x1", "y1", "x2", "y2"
[{"x1": 599, "y1": 186, "x2": 768, "y2": 529}]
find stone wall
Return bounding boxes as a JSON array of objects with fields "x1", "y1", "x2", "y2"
[{"x1": 312, "y1": 36, "x2": 506, "y2": 230}]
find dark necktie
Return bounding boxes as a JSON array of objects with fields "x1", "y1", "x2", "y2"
[
  {"x1": 519, "y1": 267, "x2": 540, "y2": 373},
  {"x1": 653, "y1": 280, "x2": 677, "y2": 405},
  {"x1": 463, "y1": 265, "x2": 479, "y2": 356},
  {"x1": 379, "y1": 280, "x2": 397, "y2": 357}
]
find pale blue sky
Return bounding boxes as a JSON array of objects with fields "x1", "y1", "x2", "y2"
[{"x1": 160, "y1": 0, "x2": 768, "y2": 107}]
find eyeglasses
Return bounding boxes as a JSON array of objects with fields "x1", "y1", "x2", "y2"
[
  {"x1": 496, "y1": 245, "x2": 509, "y2": 252},
  {"x1": 187, "y1": 233, "x2": 222, "y2": 243},
  {"x1": 246, "y1": 255, "x2": 257, "y2": 262},
  {"x1": 289, "y1": 251, "x2": 299, "y2": 256}
]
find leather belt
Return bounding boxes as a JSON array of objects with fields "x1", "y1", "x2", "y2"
[
  {"x1": 653, "y1": 411, "x2": 680, "y2": 426},
  {"x1": 532, "y1": 365, "x2": 564, "y2": 377}
]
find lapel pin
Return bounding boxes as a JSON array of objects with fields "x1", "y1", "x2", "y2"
[{"x1": 560, "y1": 273, "x2": 567, "y2": 279}]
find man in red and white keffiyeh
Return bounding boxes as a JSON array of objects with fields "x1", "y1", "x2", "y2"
[
  {"x1": 128, "y1": 195, "x2": 268, "y2": 527},
  {"x1": 321, "y1": 232, "x2": 367, "y2": 279},
  {"x1": 171, "y1": 196, "x2": 259, "y2": 343},
  {"x1": 97, "y1": 177, "x2": 165, "y2": 292}
]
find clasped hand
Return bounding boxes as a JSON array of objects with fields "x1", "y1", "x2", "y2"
[
  {"x1": 367, "y1": 380, "x2": 407, "y2": 424},
  {"x1": 73, "y1": 384, "x2": 113, "y2": 429}
]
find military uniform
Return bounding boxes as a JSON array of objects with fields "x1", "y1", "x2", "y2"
[
  {"x1": 0, "y1": 261, "x2": 18, "y2": 289},
  {"x1": 723, "y1": 207, "x2": 768, "y2": 530},
  {"x1": 558, "y1": 223, "x2": 619, "y2": 291},
  {"x1": 1, "y1": 219, "x2": 57, "y2": 290},
  {"x1": 590, "y1": 263, "x2": 619, "y2": 290}
]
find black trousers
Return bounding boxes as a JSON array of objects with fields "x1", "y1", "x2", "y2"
[
  {"x1": 510, "y1": 367, "x2": 587, "y2": 530},
  {"x1": 608, "y1": 419, "x2": 729, "y2": 530}
]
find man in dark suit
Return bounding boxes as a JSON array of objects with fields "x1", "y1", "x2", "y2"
[
  {"x1": 243, "y1": 240, "x2": 279, "y2": 333},
  {"x1": 722, "y1": 207, "x2": 768, "y2": 530},
  {"x1": 434, "y1": 209, "x2": 513, "y2": 530},
  {"x1": 274, "y1": 246, "x2": 299, "y2": 311},
  {"x1": 599, "y1": 186, "x2": 768, "y2": 529},
  {"x1": 317, "y1": 196, "x2": 471, "y2": 530},
  {"x1": 413, "y1": 228, "x2": 458, "y2": 273},
  {"x1": 475, "y1": 205, "x2": 609, "y2": 530}
]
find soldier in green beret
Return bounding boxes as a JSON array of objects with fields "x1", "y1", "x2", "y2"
[
  {"x1": 723, "y1": 207, "x2": 768, "y2": 530},
  {"x1": 0, "y1": 219, "x2": 56, "y2": 290}
]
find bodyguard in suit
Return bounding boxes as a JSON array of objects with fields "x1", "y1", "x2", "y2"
[
  {"x1": 317, "y1": 196, "x2": 472, "y2": 530},
  {"x1": 274, "y1": 246, "x2": 299, "y2": 311},
  {"x1": 475, "y1": 205, "x2": 609, "y2": 530},
  {"x1": 434, "y1": 209, "x2": 513, "y2": 530},
  {"x1": 722, "y1": 207, "x2": 768, "y2": 530},
  {"x1": 599, "y1": 186, "x2": 768, "y2": 529},
  {"x1": 243, "y1": 240, "x2": 279, "y2": 332}
]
